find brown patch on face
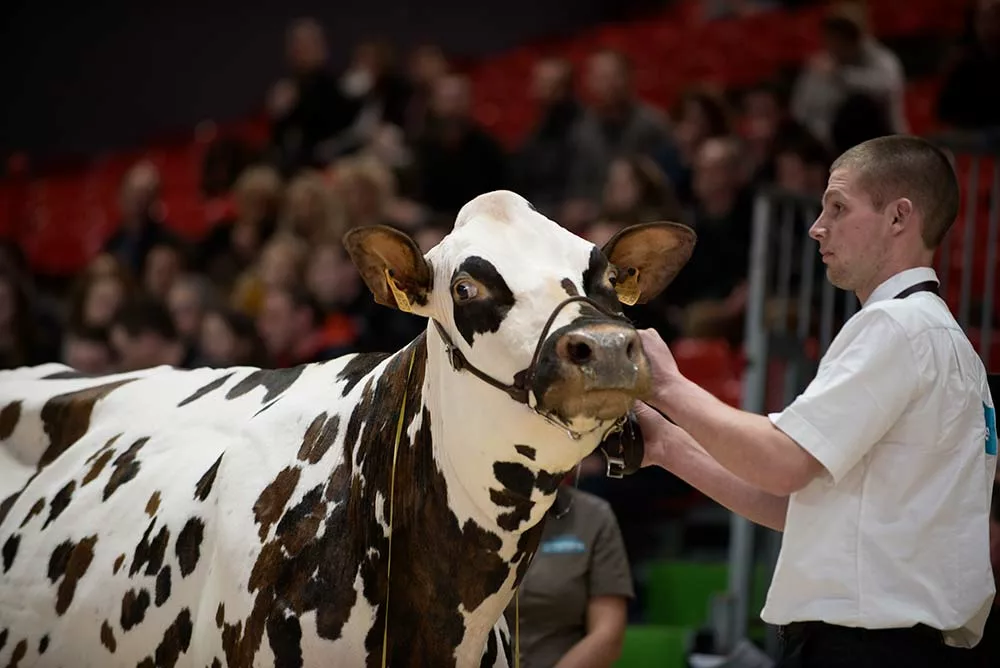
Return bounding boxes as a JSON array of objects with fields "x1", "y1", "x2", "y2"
[
  {"x1": 8, "y1": 638, "x2": 26, "y2": 668},
  {"x1": 194, "y1": 455, "x2": 223, "y2": 502},
  {"x1": 18, "y1": 497, "x2": 45, "y2": 529},
  {"x1": 253, "y1": 467, "x2": 300, "y2": 542},
  {"x1": 297, "y1": 413, "x2": 340, "y2": 464},
  {"x1": 39, "y1": 380, "x2": 134, "y2": 468},
  {"x1": 101, "y1": 620, "x2": 117, "y2": 652},
  {"x1": 113, "y1": 554, "x2": 125, "y2": 574},
  {"x1": 175, "y1": 517, "x2": 204, "y2": 577},
  {"x1": 102, "y1": 437, "x2": 149, "y2": 501},
  {"x1": 121, "y1": 588, "x2": 151, "y2": 630},
  {"x1": 42, "y1": 481, "x2": 76, "y2": 530},
  {"x1": 0, "y1": 400, "x2": 21, "y2": 439},
  {"x1": 55, "y1": 535, "x2": 98, "y2": 615},
  {"x1": 82, "y1": 449, "x2": 115, "y2": 486},
  {"x1": 145, "y1": 491, "x2": 161, "y2": 517}
]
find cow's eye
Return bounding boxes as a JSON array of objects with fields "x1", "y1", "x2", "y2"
[
  {"x1": 607, "y1": 267, "x2": 619, "y2": 285},
  {"x1": 452, "y1": 280, "x2": 479, "y2": 303}
]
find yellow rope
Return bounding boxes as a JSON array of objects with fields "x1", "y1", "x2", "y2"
[{"x1": 381, "y1": 347, "x2": 416, "y2": 668}]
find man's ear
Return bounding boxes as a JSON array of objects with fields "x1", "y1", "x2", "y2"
[
  {"x1": 601, "y1": 222, "x2": 696, "y2": 305},
  {"x1": 343, "y1": 225, "x2": 433, "y2": 313}
]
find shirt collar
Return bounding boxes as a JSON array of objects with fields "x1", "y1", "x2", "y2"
[{"x1": 864, "y1": 267, "x2": 940, "y2": 307}]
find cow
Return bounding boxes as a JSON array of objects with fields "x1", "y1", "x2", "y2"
[{"x1": 0, "y1": 190, "x2": 695, "y2": 668}]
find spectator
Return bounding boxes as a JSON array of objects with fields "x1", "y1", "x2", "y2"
[
  {"x1": 402, "y1": 44, "x2": 451, "y2": 141},
  {"x1": 232, "y1": 233, "x2": 308, "y2": 317},
  {"x1": 332, "y1": 156, "x2": 399, "y2": 230},
  {"x1": 60, "y1": 326, "x2": 114, "y2": 375},
  {"x1": 504, "y1": 483, "x2": 633, "y2": 668},
  {"x1": 256, "y1": 285, "x2": 331, "y2": 366},
  {"x1": 563, "y1": 49, "x2": 675, "y2": 227},
  {"x1": 166, "y1": 274, "x2": 219, "y2": 367},
  {"x1": 267, "y1": 18, "x2": 360, "y2": 175},
  {"x1": 304, "y1": 237, "x2": 370, "y2": 355},
  {"x1": 109, "y1": 297, "x2": 184, "y2": 372},
  {"x1": 936, "y1": 0, "x2": 1000, "y2": 130},
  {"x1": 512, "y1": 57, "x2": 583, "y2": 218},
  {"x1": 67, "y1": 257, "x2": 135, "y2": 331},
  {"x1": 599, "y1": 155, "x2": 684, "y2": 226},
  {"x1": 412, "y1": 73, "x2": 508, "y2": 217},
  {"x1": 739, "y1": 81, "x2": 814, "y2": 185},
  {"x1": 199, "y1": 307, "x2": 266, "y2": 368},
  {"x1": 142, "y1": 239, "x2": 186, "y2": 301},
  {"x1": 829, "y1": 90, "x2": 895, "y2": 156},
  {"x1": 773, "y1": 129, "x2": 832, "y2": 197},
  {"x1": 101, "y1": 161, "x2": 181, "y2": 278},
  {"x1": 790, "y1": 2, "x2": 907, "y2": 146},
  {"x1": 280, "y1": 169, "x2": 348, "y2": 244},
  {"x1": 0, "y1": 268, "x2": 52, "y2": 369}
]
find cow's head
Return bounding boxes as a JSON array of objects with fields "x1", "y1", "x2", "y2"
[{"x1": 344, "y1": 191, "x2": 694, "y2": 438}]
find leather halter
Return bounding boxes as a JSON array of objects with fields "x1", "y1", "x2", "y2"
[{"x1": 431, "y1": 294, "x2": 635, "y2": 442}]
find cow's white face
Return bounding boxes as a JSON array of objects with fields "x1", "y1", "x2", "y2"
[{"x1": 345, "y1": 190, "x2": 696, "y2": 434}]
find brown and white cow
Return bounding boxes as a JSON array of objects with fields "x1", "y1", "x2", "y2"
[{"x1": 0, "y1": 190, "x2": 694, "y2": 668}]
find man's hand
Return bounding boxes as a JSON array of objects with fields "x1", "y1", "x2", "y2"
[
  {"x1": 632, "y1": 401, "x2": 681, "y2": 470},
  {"x1": 637, "y1": 329, "x2": 683, "y2": 403}
]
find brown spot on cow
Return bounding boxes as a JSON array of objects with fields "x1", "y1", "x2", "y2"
[
  {"x1": 121, "y1": 588, "x2": 151, "y2": 631},
  {"x1": 130, "y1": 519, "x2": 170, "y2": 577},
  {"x1": 194, "y1": 455, "x2": 223, "y2": 502},
  {"x1": 101, "y1": 619, "x2": 117, "y2": 653},
  {"x1": 145, "y1": 491, "x2": 161, "y2": 517},
  {"x1": 2, "y1": 534, "x2": 19, "y2": 573},
  {"x1": 253, "y1": 467, "x2": 300, "y2": 542},
  {"x1": 225, "y1": 367, "x2": 306, "y2": 404},
  {"x1": 113, "y1": 553, "x2": 125, "y2": 574},
  {"x1": 0, "y1": 400, "x2": 21, "y2": 440},
  {"x1": 7, "y1": 638, "x2": 26, "y2": 668},
  {"x1": 102, "y1": 437, "x2": 149, "y2": 501},
  {"x1": 18, "y1": 498, "x2": 44, "y2": 529},
  {"x1": 84, "y1": 433, "x2": 122, "y2": 466},
  {"x1": 54, "y1": 535, "x2": 97, "y2": 615},
  {"x1": 177, "y1": 372, "x2": 236, "y2": 407},
  {"x1": 336, "y1": 352, "x2": 392, "y2": 397},
  {"x1": 175, "y1": 517, "x2": 204, "y2": 577},
  {"x1": 81, "y1": 449, "x2": 115, "y2": 487},
  {"x1": 42, "y1": 481, "x2": 76, "y2": 530},
  {"x1": 297, "y1": 412, "x2": 340, "y2": 464},
  {"x1": 39, "y1": 380, "x2": 134, "y2": 468},
  {"x1": 152, "y1": 607, "x2": 193, "y2": 668},
  {"x1": 216, "y1": 602, "x2": 225, "y2": 628},
  {"x1": 38, "y1": 635, "x2": 48, "y2": 654}
]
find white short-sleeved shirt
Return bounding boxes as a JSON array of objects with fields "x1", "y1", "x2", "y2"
[{"x1": 762, "y1": 267, "x2": 998, "y2": 648}]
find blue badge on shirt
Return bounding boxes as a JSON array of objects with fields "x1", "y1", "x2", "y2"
[
  {"x1": 540, "y1": 535, "x2": 586, "y2": 555},
  {"x1": 985, "y1": 403, "x2": 997, "y2": 456}
]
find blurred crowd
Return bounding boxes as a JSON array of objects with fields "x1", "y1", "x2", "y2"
[{"x1": 0, "y1": 0, "x2": 997, "y2": 377}]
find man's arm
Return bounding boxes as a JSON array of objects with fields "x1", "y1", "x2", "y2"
[
  {"x1": 553, "y1": 596, "x2": 628, "y2": 668},
  {"x1": 637, "y1": 404, "x2": 789, "y2": 531}
]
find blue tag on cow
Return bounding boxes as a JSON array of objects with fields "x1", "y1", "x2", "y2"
[
  {"x1": 540, "y1": 535, "x2": 586, "y2": 555},
  {"x1": 985, "y1": 403, "x2": 997, "y2": 456}
]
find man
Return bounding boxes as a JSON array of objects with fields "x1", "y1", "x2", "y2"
[{"x1": 636, "y1": 135, "x2": 997, "y2": 667}]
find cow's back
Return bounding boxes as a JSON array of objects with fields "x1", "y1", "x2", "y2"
[{"x1": 0, "y1": 354, "x2": 393, "y2": 667}]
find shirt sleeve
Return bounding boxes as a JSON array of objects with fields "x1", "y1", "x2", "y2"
[
  {"x1": 588, "y1": 503, "x2": 635, "y2": 600},
  {"x1": 769, "y1": 308, "x2": 921, "y2": 485}
]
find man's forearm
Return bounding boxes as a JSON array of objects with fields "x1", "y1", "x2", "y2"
[
  {"x1": 655, "y1": 422, "x2": 788, "y2": 532},
  {"x1": 649, "y1": 377, "x2": 810, "y2": 496}
]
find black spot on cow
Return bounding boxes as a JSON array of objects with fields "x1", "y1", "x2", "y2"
[
  {"x1": 225, "y1": 366, "x2": 306, "y2": 404},
  {"x1": 138, "y1": 658, "x2": 155, "y2": 668},
  {"x1": 194, "y1": 455, "x2": 223, "y2": 502},
  {"x1": 514, "y1": 444, "x2": 537, "y2": 461},
  {"x1": 582, "y1": 246, "x2": 622, "y2": 314},
  {"x1": 43, "y1": 370, "x2": 94, "y2": 379},
  {"x1": 0, "y1": 400, "x2": 21, "y2": 439},
  {"x1": 0, "y1": 494, "x2": 18, "y2": 527},
  {"x1": 113, "y1": 553, "x2": 125, "y2": 574},
  {"x1": 452, "y1": 256, "x2": 516, "y2": 346},
  {"x1": 101, "y1": 620, "x2": 117, "y2": 652},
  {"x1": 297, "y1": 413, "x2": 340, "y2": 464},
  {"x1": 130, "y1": 519, "x2": 170, "y2": 577},
  {"x1": 103, "y1": 437, "x2": 149, "y2": 501},
  {"x1": 38, "y1": 634, "x2": 48, "y2": 654},
  {"x1": 121, "y1": 588, "x2": 151, "y2": 631},
  {"x1": 48, "y1": 541, "x2": 72, "y2": 582},
  {"x1": 494, "y1": 462, "x2": 535, "y2": 499},
  {"x1": 535, "y1": 468, "x2": 570, "y2": 495},
  {"x1": 18, "y1": 498, "x2": 45, "y2": 529},
  {"x1": 7, "y1": 638, "x2": 26, "y2": 667},
  {"x1": 2, "y1": 534, "x2": 19, "y2": 573},
  {"x1": 491, "y1": 461, "x2": 538, "y2": 531},
  {"x1": 560, "y1": 278, "x2": 579, "y2": 297},
  {"x1": 0, "y1": 627, "x2": 6, "y2": 652},
  {"x1": 254, "y1": 467, "x2": 300, "y2": 542},
  {"x1": 155, "y1": 566, "x2": 172, "y2": 607},
  {"x1": 153, "y1": 607, "x2": 193, "y2": 668},
  {"x1": 54, "y1": 535, "x2": 98, "y2": 615},
  {"x1": 176, "y1": 517, "x2": 204, "y2": 577},
  {"x1": 177, "y1": 372, "x2": 236, "y2": 407},
  {"x1": 479, "y1": 625, "x2": 498, "y2": 668},
  {"x1": 39, "y1": 380, "x2": 135, "y2": 469},
  {"x1": 337, "y1": 352, "x2": 392, "y2": 397},
  {"x1": 275, "y1": 484, "x2": 325, "y2": 556},
  {"x1": 266, "y1": 608, "x2": 303, "y2": 668},
  {"x1": 42, "y1": 481, "x2": 76, "y2": 530},
  {"x1": 211, "y1": 659, "x2": 222, "y2": 668},
  {"x1": 216, "y1": 603, "x2": 225, "y2": 628}
]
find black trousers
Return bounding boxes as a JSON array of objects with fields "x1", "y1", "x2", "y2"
[{"x1": 775, "y1": 621, "x2": 984, "y2": 668}]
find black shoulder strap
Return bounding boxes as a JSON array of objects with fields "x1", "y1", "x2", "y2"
[{"x1": 894, "y1": 280, "x2": 939, "y2": 300}]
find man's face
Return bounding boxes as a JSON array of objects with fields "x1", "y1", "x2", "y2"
[{"x1": 809, "y1": 167, "x2": 892, "y2": 292}]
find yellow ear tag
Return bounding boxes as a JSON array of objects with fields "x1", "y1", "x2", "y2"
[
  {"x1": 615, "y1": 268, "x2": 641, "y2": 306},
  {"x1": 384, "y1": 269, "x2": 414, "y2": 313}
]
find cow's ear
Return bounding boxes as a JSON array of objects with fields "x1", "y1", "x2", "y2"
[
  {"x1": 344, "y1": 225, "x2": 433, "y2": 313},
  {"x1": 601, "y1": 221, "x2": 696, "y2": 305}
]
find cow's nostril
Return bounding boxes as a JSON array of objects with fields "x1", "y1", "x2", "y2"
[
  {"x1": 626, "y1": 340, "x2": 637, "y2": 361},
  {"x1": 567, "y1": 341, "x2": 593, "y2": 365}
]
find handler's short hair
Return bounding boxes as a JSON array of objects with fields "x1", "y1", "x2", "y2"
[{"x1": 831, "y1": 135, "x2": 960, "y2": 249}]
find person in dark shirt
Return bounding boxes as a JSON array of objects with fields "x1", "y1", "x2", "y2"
[{"x1": 937, "y1": 0, "x2": 1000, "y2": 131}]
